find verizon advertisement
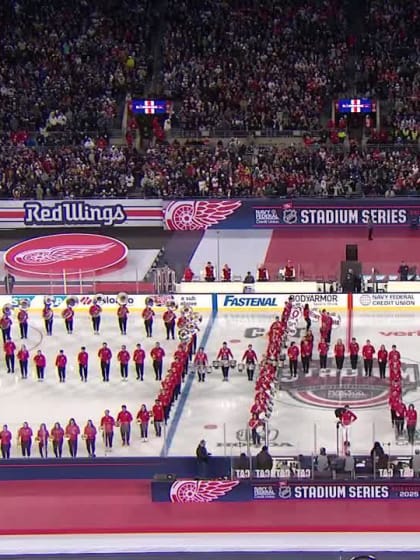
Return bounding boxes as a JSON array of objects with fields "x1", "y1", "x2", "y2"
[{"x1": 0, "y1": 199, "x2": 163, "y2": 228}]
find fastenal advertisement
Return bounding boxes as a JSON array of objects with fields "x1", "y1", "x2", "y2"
[
  {"x1": 217, "y1": 293, "x2": 348, "y2": 312},
  {"x1": 353, "y1": 293, "x2": 420, "y2": 311}
]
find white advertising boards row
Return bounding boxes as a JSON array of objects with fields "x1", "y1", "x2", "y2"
[{"x1": 1, "y1": 293, "x2": 419, "y2": 315}]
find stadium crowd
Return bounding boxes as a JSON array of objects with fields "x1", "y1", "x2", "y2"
[
  {"x1": 0, "y1": 0, "x2": 151, "y2": 138},
  {"x1": 0, "y1": 140, "x2": 418, "y2": 200},
  {"x1": 162, "y1": 0, "x2": 349, "y2": 132}
]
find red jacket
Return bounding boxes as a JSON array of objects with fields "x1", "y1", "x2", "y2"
[
  {"x1": 84, "y1": 425, "x2": 97, "y2": 440},
  {"x1": 100, "y1": 416, "x2": 115, "y2": 433},
  {"x1": 349, "y1": 342, "x2": 359, "y2": 356},
  {"x1": 407, "y1": 409, "x2": 417, "y2": 426},
  {"x1": 117, "y1": 410, "x2": 133, "y2": 425},
  {"x1": 18, "y1": 427, "x2": 33, "y2": 441},
  {"x1": 288, "y1": 345, "x2": 299, "y2": 360},
  {"x1": 51, "y1": 427, "x2": 64, "y2": 441},
  {"x1": 300, "y1": 340, "x2": 312, "y2": 358},
  {"x1": 217, "y1": 347, "x2": 233, "y2": 360},
  {"x1": 55, "y1": 354, "x2": 67, "y2": 368},
  {"x1": 78, "y1": 351, "x2": 88, "y2": 366},
  {"x1": 163, "y1": 310, "x2": 176, "y2": 324},
  {"x1": 0, "y1": 430, "x2": 12, "y2": 444},
  {"x1": 117, "y1": 305, "x2": 129, "y2": 318},
  {"x1": 137, "y1": 409, "x2": 150, "y2": 423},
  {"x1": 340, "y1": 409, "x2": 357, "y2": 426},
  {"x1": 151, "y1": 347, "x2": 165, "y2": 361},
  {"x1": 117, "y1": 350, "x2": 130, "y2": 364},
  {"x1": 34, "y1": 354, "x2": 46, "y2": 367},
  {"x1": 4, "y1": 341, "x2": 16, "y2": 355},
  {"x1": 65, "y1": 424, "x2": 80, "y2": 441},
  {"x1": 133, "y1": 348, "x2": 145, "y2": 363},
  {"x1": 194, "y1": 352, "x2": 208, "y2": 365},
  {"x1": 378, "y1": 349, "x2": 388, "y2": 362},
  {"x1": 318, "y1": 342, "x2": 329, "y2": 356},
  {"x1": 152, "y1": 403, "x2": 164, "y2": 421},
  {"x1": 334, "y1": 344, "x2": 345, "y2": 357},
  {"x1": 362, "y1": 344, "x2": 375, "y2": 359},
  {"x1": 142, "y1": 307, "x2": 154, "y2": 320},
  {"x1": 98, "y1": 347, "x2": 112, "y2": 362},
  {"x1": 242, "y1": 349, "x2": 257, "y2": 362}
]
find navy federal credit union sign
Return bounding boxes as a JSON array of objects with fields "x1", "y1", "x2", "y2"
[{"x1": 163, "y1": 199, "x2": 420, "y2": 230}]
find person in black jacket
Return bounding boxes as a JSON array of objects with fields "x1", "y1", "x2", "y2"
[
  {"x1": 196, "y1": 439, "x2": 211, "y2": 478},
  {"x1": 255, "y1": 445, "x2": 273, "y2": 471}
]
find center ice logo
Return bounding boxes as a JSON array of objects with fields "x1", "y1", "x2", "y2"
[{"x1": 281, "y1": 363, "x2": 419, "y2": 409}]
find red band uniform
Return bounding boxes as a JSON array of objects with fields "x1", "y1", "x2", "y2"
[
  {"x1": 142, "y1": 306, "x2": 155, "y2": 337},
  {"x1": 217, "y1": 344, "x2": 233, "y2": 381},
  {"x1": 163, "y1": 308, "x2": 176, "y2": 340},
  {"x1": 117, "y1": 304, "x2": 129, "y2": 335}
]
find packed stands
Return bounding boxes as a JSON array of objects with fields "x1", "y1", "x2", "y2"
[{"x1": 161, "y1": 0, "x2": 349, "y2": 133}]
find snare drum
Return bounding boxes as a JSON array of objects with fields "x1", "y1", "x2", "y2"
[
  {"x1": 237, "y1": 363, "x2": 245, "y2": 373},
  {"x1": 206, "y1": 366, "x2": 213, "y2": 375},
  {"x1": 247, "y1": 362, "x2": 255, "y2": 371},
  {"x1": 229, "y1": 360, "x2": 237, "y2": 368},
  {"x1": 222, "y1": 360, "x2": 229, "y2": 368},
  {"x1": 212, "y1": 360, "x2": 221, "y2": 369}
]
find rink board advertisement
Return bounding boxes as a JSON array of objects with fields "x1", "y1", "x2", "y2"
[
  {"x1": 163, "y1": 199, "x2": 420, "y2": 230},
  {"x1": 152, "y1": 479, "x2": 420, "y2": 502},
  {"x1": 217, "y1": 293, "x2": 347, "y2": 312},
  {"x1": 353, "y1": 293, "x2": 420, "y2": 311},
  {"x1": 0, "y1": 199, "x2": 163, "y2": 228}
]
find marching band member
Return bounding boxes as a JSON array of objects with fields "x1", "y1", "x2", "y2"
[
  {"x1": 83, "y1": 420, "x2": 97, "y2": 458},
  {"x1": 152, "y1": 399, "x2": 164, "y2": 437},
  {"x1": 36, "y1": 423, "x2": 49, "y2": 458},
  {"x1": 55, "y1": 349, "x2": 67, "y2": 383},
  {"x1": 151, "y1": 342, "x2": 165, "y2": 381},
  {"x1": 89, "y1": 300, "x2": 102, "y2": 334},
  {"x1": 133, "y1": 343, "x2": 145, "y2": 380},
  {"x1": 100, "y1": 409, "x2": 115, "y2": 451},
  {"x1": 42, "y1": 304, "x2": 53, "y2": 336},
  {"x1": 78, "y1": 346, "x2": 89, "y2": 382},
  {"x1": 17, "y1": 305, "x2": 28, "y2": 339},
  {"x1": 117, "y1": 303, "x2": 129, "y2": 335},
  {"x1": 116, "y1": 405, "x2": 133, "y2": 446},
  {"x1": 4, "y1": 338, "x2": 16, "y2": 373},
  {"x1": 170, "y1": 356, "x2": 183, "y2": 397},
  {"x1": 98, "y1": 342, "x2": 112, "y2": 382},
  {"x1": 65, "y1": 418, "x2": 80, "y2": 458},
  {"x1": 117, "y1": 344, "x2": 130, "y2": 381},
  {"x1": 194, "y1": 346, "x2": 208, "y2": 382},
  {"x1": 142, "y1": 305, "x2": 155, "y2": 337},
  {"x1": 17, "y1": 344, "x2": 29, "y2": 379},
  {"x1": 163, "y1": 307, "x2": 176, "y2": 340},
  {"x1": 177, "y1": 312, "x2": 187, "y2": 331},
  {"x1": 50, "y1": 422, "x2": 65, "y2": 458},
  {"x1": 0, "y1": 424, "x2": 12, "y2": 459},
  {"x1": 34, "y1": 349, "x2": 46, "y2": 381},
  {"x1": 62, "y1": 303, "x2": 74, "y2": 334},
  {"x1": 175, "y1": 342, "x2": 189, "y2": 381},
  {"x1": 0, "y1": 313, "x2": 12, "y2": 343},
  {"x1": 242, "y1": 344, "x2": 258, "y2": 381},
  {"x1": 136, "y1": 404, "x2": 150, "y2": 442},
  {"x1": 17, "y1": 421, "x2": 33, "y2": 457},
  {"x1": 217, "y1": 341, "x2": 234, "y2": 381}
]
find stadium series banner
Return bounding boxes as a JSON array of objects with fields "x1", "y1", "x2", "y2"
[
  {"x1": 0, "y1": 199, "x2": 163, "y2": 228},
  {"x1": 163, "y1": 199, "x2": 420, "y2": 230},
  {"x1": 152, "y1": 479, "x2": 420, "y2": 502}
]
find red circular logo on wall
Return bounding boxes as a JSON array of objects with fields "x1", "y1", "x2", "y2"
[{"x1": 4, "y1": 233, "x2": 128, "y2": 276}]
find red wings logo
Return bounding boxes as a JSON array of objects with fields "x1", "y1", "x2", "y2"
[
  {"x1": 14, "y1": 243, "x2": 116, "y2": 266},
  {"x1": 164, "y1": 200, "x2": 241, "y2": 230},
  {"x1": 169, "y1": 479, "x2": 239, "y2": 503}
]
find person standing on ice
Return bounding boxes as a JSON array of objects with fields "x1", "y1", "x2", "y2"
[
  {"x1": 349, "y1": 337, "x2": 359, "y2": 372},
  {"x1": 362, "y1": 339, "x2": 375, "y2": 377},
  {"x1": 217, "y1": 341, "x2": 234, "y2": 381}
]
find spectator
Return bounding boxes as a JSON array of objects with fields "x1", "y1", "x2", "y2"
[
  {"x1": 3, "y1": 272, "x2": 15, "y2": 294},
  {"x1": 315, "y1": 447, "x2": 331, "y2": 476},
  {"x1": 411, "y1": 449, "x2": 420, "y2": 477},
  {"x1": 255, "y1": 445, "x2": 273, "y2": 471},
  {"x1": 196, "y1": 439, "x2": 210, "y2": 478}
]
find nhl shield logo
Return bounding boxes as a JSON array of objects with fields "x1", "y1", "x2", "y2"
[{"x1": 282, "y1": 209, "x2": 298, "y2": 225}]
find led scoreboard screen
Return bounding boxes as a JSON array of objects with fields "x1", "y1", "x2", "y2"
[
  {"x1": 131, "y1": 99, "x2": 172, "y2": 115},
  {"x1": 337, "y1": 98, "x2": 376, "y2": 114}
]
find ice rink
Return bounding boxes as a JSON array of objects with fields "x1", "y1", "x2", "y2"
[{"x1": 1, "y1": 305, "x2": 419, "y2": 458}]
